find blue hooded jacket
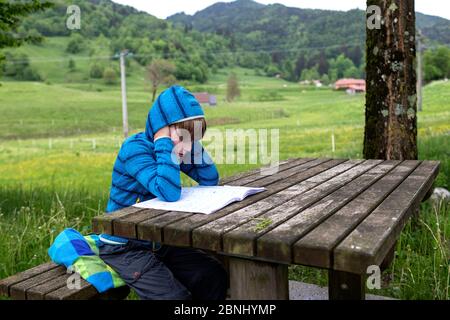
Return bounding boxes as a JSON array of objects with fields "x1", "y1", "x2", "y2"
[{"x1": 106, "y1": 85, "x2": 220, "y2": 213}]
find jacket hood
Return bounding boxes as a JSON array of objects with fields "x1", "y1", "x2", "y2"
[{"x1": 145, "y1": 85, "x2": 205, "y2": 141}]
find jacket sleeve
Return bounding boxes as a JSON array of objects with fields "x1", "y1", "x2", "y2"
[
  {"x1": 180, "y1": 141, "x2": 220, "y2": 186},
  {"x1": 122, "y1": 137, "x2": 181, "y2": 202}
]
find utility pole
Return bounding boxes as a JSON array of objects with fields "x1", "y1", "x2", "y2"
[
  {"x1": 417, "y1": 29, "x2": 423, "y2": 112},
  {"x1": 120, "y1": 49, "x2": 129, "y2": 139}
]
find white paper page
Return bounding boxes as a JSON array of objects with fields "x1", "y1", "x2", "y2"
[{"x1": 133, "y1": 185, "x2": 266, "y2": 214}]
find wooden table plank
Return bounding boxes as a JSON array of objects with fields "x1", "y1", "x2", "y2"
[
  {"x1": 333, "y1": 160, "x2": 440, "y2": 274},
  {"x1": 219, "y1": 158, "x2": 306, "y2": 185},
  {"x1": 114, "y1": 158, "x2": 316, "y2": 239},
  {"x1": 220, "y1": 158, "x2": 314, "y2": 186},
  {"x1": 293, "y1": 160, "x2": 420, "y2": 268},
  {"x1": 161, "y1": 158, "x2": 336, "y2": 246},
  {"x1": 92, "y1": 206, "x2": 145, "y2": 234},
  {"x1": 0, "y1": 262, "x2": 59, "y2": 297},
  {"x1": 102, "y1": 158, "x2": 313, "y2": 238},
  {"x1": 226, "y1": 159, "x2": 388, "y2": 261},
  {"x1": 137, "y1": 158, "x2": 336, "y2": 244},
  {"x1": 192, "y1": 159, "x2": 362, "y2": 251}
]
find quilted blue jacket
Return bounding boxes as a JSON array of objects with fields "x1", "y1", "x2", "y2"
[{"x1": 106, "y1": 85, "x2": 219, "y2": 213}]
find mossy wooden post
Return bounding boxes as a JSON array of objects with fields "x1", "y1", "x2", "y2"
[{"x1": 363, "y1": 0, "x2": 417, "y2": 160}]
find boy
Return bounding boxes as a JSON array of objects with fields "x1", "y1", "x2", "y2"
[{"x1": 101, "y1": 85, "x2": 227, "y2": 300}]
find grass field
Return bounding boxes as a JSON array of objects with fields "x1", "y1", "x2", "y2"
[{"x1": 0, "y1": 61, "x2": 449, "y2": 299}]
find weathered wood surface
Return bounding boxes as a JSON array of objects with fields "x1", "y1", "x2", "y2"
[
  {"x1": 293, "y1": 160, "x2": 419, "y2": 268},
  {"x1": 162, "y1": 158, "x2": 338, "y2": 246},
  {"x1": 92, "y1": 158, "x2": 310, "y2": 236},
  {"x1": 224, "y1": 159, "x2": 387, "y2": 259},
  {"x1": 126, "y1": 158, "x2": 316, "y2": 240},
  {"x1": 0, "y1": 262, "x2": 59, "y2": 297},
  {"x1": 92, "y1": 158, "x2": 440, "y2": 276},
  {"x1": 193, "y1": 159, "x2": 356, "y2": 251},
  {"x1": 141, "y1": 158, "x2": 343, "y2": 245},
  {"x1": 333, "y1": 160, "x2": 440, "y2": 274},
  {"x1": 229, "y1": 257, "x2": 289, "y2": 300},
  {"x1": 104, "y1": 158, "x2": 332, "y2": 242},
  {"x1": 328, "y1": 270, "x2": 365, "y2": 300},
  {"x1": 0, "y1": 262, "x2": 130, "y2": 300}
]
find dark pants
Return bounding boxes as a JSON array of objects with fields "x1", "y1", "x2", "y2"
[{"x1": 99, "y1": 239, "x2": 228, "y2": 300}]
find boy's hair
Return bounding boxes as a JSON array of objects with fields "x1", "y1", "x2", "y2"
[{"x1": 172, "y1": 117, "x2": 207, "y2": 141}]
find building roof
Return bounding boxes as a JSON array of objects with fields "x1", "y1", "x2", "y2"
[
  {"x1": 193, "y1": 92, "x2": 210, "y2": 104},
  {"x1": 335, "y1": 78, "x2": 366, "y2": 91}
]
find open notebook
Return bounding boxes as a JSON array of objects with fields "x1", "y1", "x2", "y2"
[{"x1": 133, "y1": 185, "x2": 266, "y2": 214}]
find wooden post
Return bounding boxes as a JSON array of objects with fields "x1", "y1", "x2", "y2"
[
  {"x1": 229, "y1": 257, "x2": 289, "y2": 300},
  {"x1": 328, "y1": 270, "x2": 365, "y2": 300},
  {"x1": 380, "y1": 240, "x2": 397, "y2": 272}
]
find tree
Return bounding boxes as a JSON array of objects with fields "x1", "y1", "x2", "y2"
[
  {"x1": 103, "y1": 67, "x2": 117, "y2": 85},
  {"x1": 423, "y1": 46, "x2": 450, "y2": 82},
  {"x1": 363, "y1": 0, "x2": 417, "y2": 160},
  {"x1": 226, "y1": 73, "x2": 240, "y2": 102},
  {"x1": 90, "y1": 63, "x2": 104, "y2": 79},
  {"x1": 66, "y1": 34, "x2": 84, "y2": 54},
  {"x1": 329, "y1": 54, "x2": 356, "y2": 79},
  {"x1": 300, "y1": 65, "x2": 320, "y2": 81},
  {"x1": 146, "y1": 59, "x2": 176, "y2": 102},
  {"x1": 0, "y1": 0, "x2": 52, "y2": 49},
  {"x1": 0, "y1": 0, "x2": 52, "y2": 69},
  {"x1": 2, "y1": 52, "x2": 41, "y2": 81},
  {"x1": 68, "y1": 59, "x2": 76, "y2": 71}
]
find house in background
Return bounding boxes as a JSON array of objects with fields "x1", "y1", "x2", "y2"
[
  {"x1": 193, "y1": 92, "x2": 217, "y2": 106},
  {"x1": 334, "y1": 78, "x2": 366, "y2": 94}
]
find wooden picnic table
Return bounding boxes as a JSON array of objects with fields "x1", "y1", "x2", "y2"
[{"x1": 92, "y1": 158, "x2": 440, "y2": 300}]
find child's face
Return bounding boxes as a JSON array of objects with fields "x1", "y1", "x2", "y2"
[{"x1": 169, "y1": 126, "x2": 193, "y2": 161}]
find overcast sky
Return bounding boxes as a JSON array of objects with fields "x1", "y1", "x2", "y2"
[{"x1": 112, "y1": 0, "x2": 450, "y2": 20}]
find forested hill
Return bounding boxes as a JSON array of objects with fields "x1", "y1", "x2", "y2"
[
  {"x1": 13, "y1": 0, "x2": 232, "y2": 83},
  {"x1": 169, "y1": 0, "x2": 450, "y2": 47},
  {"x1": 3, "y1": 0, "x2": 450, "y2": 84},
  {"x1": 167, "y1": 0, "x2": 450, "y2": 82}
]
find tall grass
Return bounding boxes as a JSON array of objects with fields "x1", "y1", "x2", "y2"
[{"x1": 0, "y1": 184, "x2": 105, "y2": 278}]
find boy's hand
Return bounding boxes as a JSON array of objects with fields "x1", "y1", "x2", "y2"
[{"x1": 154, "y1": 126, "x2": 170, "y2": 140}]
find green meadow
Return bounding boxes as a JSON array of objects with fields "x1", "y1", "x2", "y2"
[{"x1": 0, "y1": 63, "x2": 449, "y2": 299}]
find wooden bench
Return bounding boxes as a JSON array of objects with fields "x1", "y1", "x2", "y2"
[
  {"x1": 92, "y1": 157, "x2": 440, "y2": 300},
  {"x1": 0, "y1": 262, "x2": 130, "y2": 300}
]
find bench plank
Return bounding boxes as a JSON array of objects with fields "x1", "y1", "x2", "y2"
[
  {"x1": 45, "y1": 277, "x2": 99, "y2": 300},
  {"x1": 226, "y1": 160, "x2": 387, "y2": 260},
  {"x1": 193, "y1": 159, "x2": 361, "y2": 251},
  {"x1": 333, "y1": 160, "x2": 440, "y2": 274},
  {"x1": 138, "y1": 158, "x2": 334, "y2": 244},
  {"x1": 10, "y1": 266, "x2": 67, "y2": 300},
  {"x1": 0, "y1": 262, "x2": 59, "y2": 297},
  {"x1": 27, "y1": 274, "x2": 69, "y2": 300},
  {"x1": 293, "y1": 160, "x2": 420, "y2": 268}
]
